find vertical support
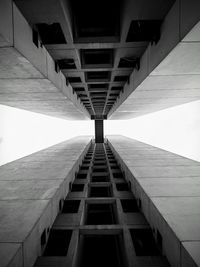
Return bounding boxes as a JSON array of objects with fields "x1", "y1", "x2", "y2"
[{"x1": 95, "y1": 120, "x2": 104, "y2": 143}]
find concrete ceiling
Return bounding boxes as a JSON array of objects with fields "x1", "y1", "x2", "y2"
[
  {"x1": 0, "y1": 0, "x2": 200, "y2": 120},
  {"x1": 0, "y1": 0, "x2": 89, "y2": 120},
  {"x1": 13, "y1": 0, "x2": 174, "y2": 119}
]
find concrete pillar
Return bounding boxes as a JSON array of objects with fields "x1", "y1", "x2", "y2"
[{"x1": 95, "y1": 120, "x2": 104, "y2": 143}]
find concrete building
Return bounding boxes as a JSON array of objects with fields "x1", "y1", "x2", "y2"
[{"x1": 0, "y1": 0, "x2": 200, "y2": 266}]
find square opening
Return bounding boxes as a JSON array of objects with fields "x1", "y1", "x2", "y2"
[
  {"x1": 78, "y1": 233, "x2": 124, "y2": 267},
  {"x1": 88, "y1": 84, "x2": 109, "y2": 92},
  {"x1": 43, "y1": 229, "x2": 72, "y2": 256},
  {"x1": 130, "y1": 229, "x2": 159, "y2": 256},
  {"x1": 76, "y1": 173, "x2": 87, "y2": 179},
  {"x1": 114, "y1": 76, "x2": 129, "y2": 82},
  {"x1": 81, "y1": 49, "x2": 113, "y2": 68},
  {"x1": 70, "y1": 0, "x2": 120, "y2": 43},
  {"x1": 85, "y1": 71, "x2": 111, "y2": 82},
  {"x1": 73, "y1": 87, "x2": 85, "y2": 93},
  {"x1": 57, "y1": 59, "x2": 76, "y2": 69},
  {"x1": 85, "y1": 203, "x2": 117, "y2": 225},
  {"x1": 118, "y1": 57, "x2": 140, "y2": 69},
  {"x1": 85, "y1": 156, "x2": 92, "y2": 160},
  {"x1": 90, "y1": 92, "x2": 107, "y2": 96},
  {"x1": 110, "y1": 93, "x2": 119, "y2": 97},
  {"x1": 68, "y1": 77, "x2": 82, "y2": 83},
  {"x1": 80, "y1": 166, "x2": 89, "y2": 170},
  {"x1": 111, "y1": 86, "x2": 123, "y2": 91},
  {"x1": 62, "y1": 200, "x2": 80, "y2": 213},
  {"x1": 113, "y1": 172, "x2": 123, "y2": 179},
  {"x1": 109, "y1": 160, "x2": 117, "y2": 164},
  {"x1": 94, "y1": 157, "x2": 106, "y2": 161},
  {"x1": 126, "y1": 20, "x2": 162, "y2": 43},
  {"x1": 89, "y1": 186, "x2": 112, "y2": 197},
  {"x1": 71, "y1": 184, "x2": 84, "y2": 192},
  {"x1": 111, "y1": 165, "x2": 120, "y2": 170},
  {"x1": 116, "y1": 183, "x2": 129, "y2": 191},
  {"x1": 93, "y1": 167, "x2": 108, "y2": 173},
  {"x1": 36, "y1": 23, "x2": 67, "y2": 44},
  {"x1": 92, "y1": 175, "x2": 109, "y2": 183},
  {"x1": 120, "y1": 199, "x2": 139, "y2": 213},
  {"x1": 93, "y1": 162, "x2": 106, "y2": 166}
]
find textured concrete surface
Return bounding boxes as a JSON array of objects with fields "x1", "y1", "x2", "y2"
[
  {"x1": 0, "y1": 0, "x2": 89, "y2": 120},
  {"x1": 109, "y1": 1, "x2": 200, "y2": 119},
  {"x1": 0, "y1": 243, "x2": 23, "y2": 267},
  {"x1": 0, "y1": 136, "x2": 91, "y2": 267},
  {"x1": 108, "y1": 135, "x2": 200, "y2": 267}
]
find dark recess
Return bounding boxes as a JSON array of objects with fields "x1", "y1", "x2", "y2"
[
  {"x1": 130, "y1": 228, "x2": 159, "y2": 256},
  {"x1": 68, "y1": 77, "x2": 82, "y2": 83},
  {"x1": 76, "y1": 173, "x2": 87, "y2": 179},
  {"x1": 114, "y1": 75, "x2": 129, "y2": 82},
  {"x1": 43, "y1": 229, "x2": 72, "y2": 256},
  {"x1": 62, "y1": 200, "x2": 80, "y2": 213},
  {"x1": 89, "y1": 186, "x2": 112, "y2": 197},
  {"x1": 118, "y1": 57, "x2": 140, "y2": 70},
  {"x1": 88, "y1": 84, "x2": 109, "y2": 91},
  {"x1": 126, "y1": 20, "x2": 162, "y2": 43},
  {"x1": 71, "y1": 183, "x2": 84, "y2": 192},
  {"x1": 81, "y1": 49, "x2": 113, "y2": 68},
  {"x1": 78, "y1": 234, "x2": 124, "y2": 267},
  {"x1": 85, "y1": 71, "x2": 111, "y2": 82},
  {"x1": 69, "y1": 0, "x2": 120, "y2": 42},
  {"x1": 120, "y1": 199, "x2": 139, "y2": 212},
  {"x1": 85, "y1": 203, "x2": 117, "y2": 225},
  {"x1": 57, "y1": 59, "x2": 76, "y2": 69},
  {"x1": 116, "y1": 183, "x2": 129, "y2": 191},
  {"x1": 36, "y1": 23, "x2": 67, "y2": 44}
]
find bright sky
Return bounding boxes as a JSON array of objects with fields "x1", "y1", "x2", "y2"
[
  {"x1": 105, "y1": 100, "x2": 200, "y2": 162},
  {"x1": 0, "y1": 105, "x2": 94, "y2": 166},
  {"x1": 0, "y1": 99, "x2": 200, "y2": 165}
]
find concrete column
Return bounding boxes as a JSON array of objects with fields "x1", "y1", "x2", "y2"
[{"x1": 95, "y1": 120, "x2": 104, "y2": 143}]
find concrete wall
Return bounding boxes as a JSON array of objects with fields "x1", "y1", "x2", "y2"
[
  {"x1": 109, "y1": 0, "x2": 200, "y2": 119},
  {"x1": 0, "y1": 0, "x2": 89, "y2": 120},
  {"x1": 0, "y1": 136, "x2": 91, "y2": 267},
  {"x1": 107, "y1": 135, "x2": 200, "y2": 267}
]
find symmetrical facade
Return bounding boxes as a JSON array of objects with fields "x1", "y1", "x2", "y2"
[{"x1": 0, "y1": 0, "x2": 200, "y2": 266}]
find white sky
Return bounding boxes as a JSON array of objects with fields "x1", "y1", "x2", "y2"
[
  {"x1": 105, "y1": 100, "x2": 200, "y2": 162},
  {"x1": 0, "y1": 99, "x2": 200, "y2": 166},
  {"x1": 0, "y1": 105, "x2": 94, "y2": 166}
]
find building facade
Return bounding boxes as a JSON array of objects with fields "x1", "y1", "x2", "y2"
[{"x1": 0, "y1": 0, "x2": 200, "y2": 266}]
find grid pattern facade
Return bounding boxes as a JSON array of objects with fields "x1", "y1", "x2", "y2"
[{"x1": 34, "y1": 142, "x2": 170, "y2": 267}]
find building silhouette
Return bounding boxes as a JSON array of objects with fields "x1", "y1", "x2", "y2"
[{"x1": 0, "y1": 0, "x2": 200, "y2": 266}]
